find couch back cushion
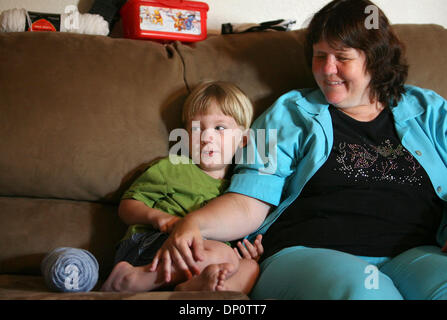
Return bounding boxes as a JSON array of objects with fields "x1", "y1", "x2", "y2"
[
  {"x1": 176, "y1": 29, "x2": 316, "y2": 121},
  {"x1": 0, "y1": 32, "x2": 187, "y2": 204},
  {"x1": 393, "y1": 24, "x2": 447, "y2": 98}
]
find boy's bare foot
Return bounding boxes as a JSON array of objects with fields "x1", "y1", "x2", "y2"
[
  {"x1": 101, "y1": 261, "x2": 160, "y2": 292},
  {"x1": 175, "y1": 263, "x2": 235, "y2": 292}
]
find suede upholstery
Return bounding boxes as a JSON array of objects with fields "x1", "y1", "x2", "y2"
[{"x1": 0, "y1": 24, "x2": 446, "y2": 299}]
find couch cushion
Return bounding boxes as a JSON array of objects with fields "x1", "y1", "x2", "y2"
[
  {"x1": 394, "y1": 24, "x2": 447, "y2": 99},
  {"x1": 0, "y1": 275, "x2": 249, "y2": 300},
  {"x1": 175, "y1": 29, "x2": 316, "y2": 120},
  {"x1": 0, "y1": 197, "x2": 126, "y2": 277},
  {"x1": 0, "y1": 32, "x2": 187, "y2": 204}
]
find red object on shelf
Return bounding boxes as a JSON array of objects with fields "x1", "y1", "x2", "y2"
[{"x1": 120, "y1": 0, "x2": 209, "y2": 42}]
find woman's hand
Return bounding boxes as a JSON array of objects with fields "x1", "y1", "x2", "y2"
[
  {"x1": 149, "y1": 216, "x2": 205, "y2": 282},
  {"x1": 233, "y1": 234, "x2": 264, "y2": 261},
  {"x1": 148, "y1": 193, "x2": 271, "y2": 283}
]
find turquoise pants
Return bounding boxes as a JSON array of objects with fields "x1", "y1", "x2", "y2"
[{"x1": 250, "y1": 245, "x2": 447, "y2": 300}]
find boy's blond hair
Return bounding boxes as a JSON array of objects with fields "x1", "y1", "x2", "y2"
[{"x1": 182, "y1": 81, "x2": 254, "y2": 130}]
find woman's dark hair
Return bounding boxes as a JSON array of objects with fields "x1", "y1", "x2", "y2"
[{"x1": 304, "y1": 0, "x2": 408, "y2": 107}]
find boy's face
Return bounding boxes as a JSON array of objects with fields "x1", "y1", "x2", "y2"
[{"x1": 186, "y1": 102, "x2": 246, "y2": 179}]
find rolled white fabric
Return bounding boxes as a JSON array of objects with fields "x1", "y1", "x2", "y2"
[{"x1": 0, "y1": 8, "x2": 27, "y2": 32}]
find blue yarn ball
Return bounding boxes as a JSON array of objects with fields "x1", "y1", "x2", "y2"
[{"x1": 41, "y1": 247, "x2": 99, "y2": 292}]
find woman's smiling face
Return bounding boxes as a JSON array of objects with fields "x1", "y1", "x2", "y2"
[{"x1": 312, "y1": 41, "x2": 373, "y2": 110}]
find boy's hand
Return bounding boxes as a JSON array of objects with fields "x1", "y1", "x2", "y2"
[
  {"x1": 158, "y1": 216, "x2": 180, "y2": 234},
  {"x1": 233, "y1": 234, "x2": 263, "y2": 261}
]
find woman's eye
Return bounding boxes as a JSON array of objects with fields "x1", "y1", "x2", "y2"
[{"x1": 215, "y1": 126, "x2": 225, "y2": 131}]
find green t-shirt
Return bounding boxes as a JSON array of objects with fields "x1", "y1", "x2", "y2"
[{"x1": 121, "y1": 155, "x2": 230, "y2": 239}]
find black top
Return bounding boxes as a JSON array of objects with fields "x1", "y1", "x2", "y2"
[{"x1": 261, "y1": 106, "x2": 443, "y2": 260}]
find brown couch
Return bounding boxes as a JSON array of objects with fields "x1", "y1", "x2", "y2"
[{"x1": 0, "y1": 24, "x2": 446, "y2": 300}]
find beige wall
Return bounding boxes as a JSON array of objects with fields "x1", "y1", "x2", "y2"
[{"x1": 1, "y1": 0, "x2": 446, "y2": 34}]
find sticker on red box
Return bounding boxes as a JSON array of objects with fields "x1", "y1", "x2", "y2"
[{"x1": 140, "y1": 6, "x2": 202, "y2": 35}]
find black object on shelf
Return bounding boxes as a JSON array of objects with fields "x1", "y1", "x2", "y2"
[{"x1": 89, "y1": 0, "x2": 127, "y2": 29}]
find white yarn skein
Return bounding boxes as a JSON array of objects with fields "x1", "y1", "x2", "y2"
[
  {"x1": 0, "y1": 8, "x2": 109, "y2": 35},
  {"x1": 0, "y1": 8, "x2": 26, "y2": 32}
]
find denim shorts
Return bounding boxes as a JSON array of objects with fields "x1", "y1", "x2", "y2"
[{"x1": 114, "y1": 229, "x2": 169, "y2": 267}]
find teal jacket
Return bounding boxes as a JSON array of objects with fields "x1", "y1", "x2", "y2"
[{"x1": 228, "y1": 85, "x2": 447, "y2": 245}]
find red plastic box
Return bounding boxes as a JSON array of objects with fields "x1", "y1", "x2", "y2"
[{"x1": 120, "y1": 0, "x2": 209, "y2": 42}]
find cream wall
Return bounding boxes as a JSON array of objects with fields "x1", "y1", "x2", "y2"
[{"x1": 1, "y1": 0, "x2": 446, "y2": 34}]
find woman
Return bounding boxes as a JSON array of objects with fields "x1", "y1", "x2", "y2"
[{"x1": 150, "y1": 0, "x2": 447, "y2": 299}]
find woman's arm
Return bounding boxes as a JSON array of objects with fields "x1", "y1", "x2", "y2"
[
  {"x1": 194, "y1": 192, "x2": 271, "y2": 241},
  {"x1": 118, "y1": 199, "x2": 179, "y2": 233},
  {"x1": 149, "y1": 192, "x2": 271, "y2": 282}
]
